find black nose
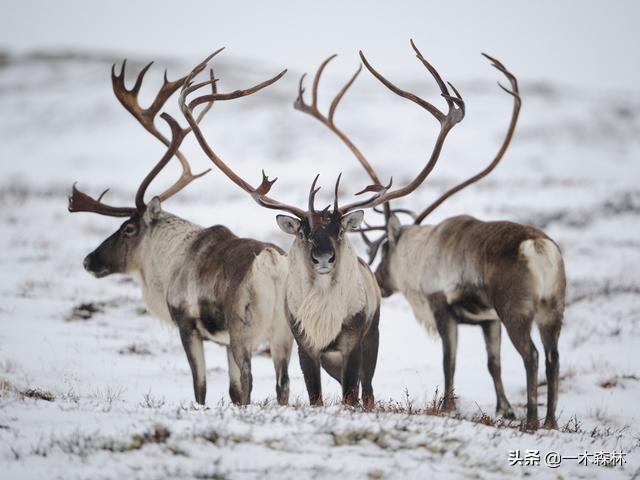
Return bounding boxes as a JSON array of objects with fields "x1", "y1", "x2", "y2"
[
  {"x1": 311, "y1": 251, "x2": 335, "y2": 265},
  {"x1": 83, "y1": 255, "x2": 91, "y2": 271}
]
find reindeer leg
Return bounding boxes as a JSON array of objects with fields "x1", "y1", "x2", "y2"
[
  {"x1": 226, "y1": 346, "x2": 242, "y2": 405},
  {"x1": 176, "y1": 320, "x2": 207, "y2": 406},
  {"x1": 342, "y1": 343, "x2": 362, "y2": 407},
  {"x1": 298, "y1": 343, "x2": 323, "y2": 406},
  {"x1": 269, "y1": 339, "x2": 292, "y2": 406},
  {"x1": 539, "y1": 314, "x2": 562, "y2": 430},
  {"x1": 229, "y1": 343, "x2": 252, "y2": 406},
  {"x1": 430, "y1": 294, "x2": 458, "y2": 410},
  {"x1": 503, "y1": 317, "x2": 539, "y2": 430},
  {"x1": 360, "y1": 307, "x2": 380, "y2": 410},
  {"x1": 481, "y1": 320, "x2": 514, "y2": 419}
]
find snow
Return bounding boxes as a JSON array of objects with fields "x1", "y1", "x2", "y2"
[{"x1": 1, "y1": 6, "x2": 640, "y2": 477}]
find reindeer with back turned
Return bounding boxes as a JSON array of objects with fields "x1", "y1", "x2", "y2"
[
  {"x1": 181, "y1": 43, "x2": 465, "y2": 408},
  {"x1": 68, "y1": 49, "x2": 294, "y2": 406},
  {"x1": 346, "y1": 42, "x2": 565, "y2": 430}
]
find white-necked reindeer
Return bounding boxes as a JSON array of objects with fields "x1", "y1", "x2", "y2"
[
  {"x1": 356, "y1": 44, "x2": 565, "y2": 430},
  {"x1": 69, "y1": 50, "x2": 293, "y2": 406},
  {"x1": 181, "y1": 44, "x2": 465, "y2": 408}
]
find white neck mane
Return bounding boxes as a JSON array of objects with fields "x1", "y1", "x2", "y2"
[{"x1": 287, "y1": 239, "x2": 366, "y2": 351}]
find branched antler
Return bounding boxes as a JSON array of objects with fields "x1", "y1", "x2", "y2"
[{"x1": 69, "y1": 61, "x2": 216, "y2": 217}]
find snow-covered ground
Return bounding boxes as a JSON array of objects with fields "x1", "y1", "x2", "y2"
[{"x1": 0, "y1": 46, "x2": 639, "y2": 479}]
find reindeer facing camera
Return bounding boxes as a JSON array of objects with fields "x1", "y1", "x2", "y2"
[
  {"x1": 69, "y1": 51, "x2": 293, "y2": 406},
  {"x1": 181, "y1": 43, "x2": 464, "y2": 408}
]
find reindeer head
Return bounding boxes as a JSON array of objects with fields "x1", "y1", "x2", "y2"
[
  {"x1": 275, "y1": 175, "x2": 366, "y2": 275},
  {"x1": 82, "y1": 200, "x2": 165, "y2": 277},
  {"x1": 70, "y1": 58, "x2": 217, "y2": 278}
]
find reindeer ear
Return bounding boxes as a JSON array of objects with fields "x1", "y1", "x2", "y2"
[
  {"x1": 143, "y1": 196, "x2": 162, "y2": 222},
  {"x1": 276, "y1": 215, "x2": 301, "y2": 235},
  {"x1": 341, "y1": 210, "x2": 364, "y2": 232},
  {"x1": 387, "y1": 214, "x2": 402, "y2": 246}
]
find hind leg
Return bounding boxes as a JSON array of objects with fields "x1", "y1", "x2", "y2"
[
  {"x1": 226, "y1": 346, "x2": 242, "y2": 405},
  {"x1": 270, "y1": 338, "x2": 292, "y2": 406},
  {"x1": 360, "y1": 308, "x2": 380, "y2": 410},
  {"x1": 481, "y1": 321, "x2": 514, "y2": 419},
  {"x1": 539, "y1": 314, "x2": 562, "y2": 429},
  {"x1": 503, "y1": 316, "x2": 539, "y2": 430},
  {"x1": 229, "y1": 343, "x2": 252, "y2": 406}
]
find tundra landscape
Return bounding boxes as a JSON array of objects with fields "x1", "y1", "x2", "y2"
[{"x1": 0, "y1": 2, "x2": 639, "y2": 477}]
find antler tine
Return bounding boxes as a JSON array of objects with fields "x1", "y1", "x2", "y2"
[
  {"x1": 338, "y1": 41, "x2": 465, "y2": 214},
  {"x1": 359, "y1": 39, "x2": 465, "y2": 127},
  {"x1": 112, "y1": 59, "x2": 214, "y2": 208},
  {"x1": 311, "y1": 54, "x2": 337, "y2": 109},
  {"x1": 340, "y1": 177, "x2": 393, "y2": 213},
  {"x1": 295, "y1": 55, "x2": 383, "y2": 187},
  {"x1": 68, "y1": 183, "x2": 136, "y2": 217},
  {"x1": 184, "y1": 49, "x2": 287, "y2": 110},
  {"x1": 359, "y1": 230, "x2": 387, "y2": 265},
  {"x1": 180, "y1": 51, "x2": 305, "y2": 219},
  {"x1": 333, "y1": 173, "x2": 342, "y2": 213},
  {"x1": 413, "y1": 54, "x2": 521, "y2": 224},
  {"x1": 111, "y1": 59, "x2": 184, "y2": 135},
  {"x1": 135, "y1": 113, "x2": 190, "y2": 210},
  {"x1": 155, "y1": 68, "x2": 218, "y2": 203},
  {"x1": 328, "y1": 65, "x2": 362, "y2": 125},
  {"x1": 373, "y1": 206, "x2": 417, "y2": 220},
  {"x1": 308, "y1": 174, "x2": 321, "y2": 215}
]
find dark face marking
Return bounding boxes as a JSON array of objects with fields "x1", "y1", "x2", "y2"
[
  {"x1": 300, "y1": 215, "x2": 342, "y2": 275},
  {"x1": 277, "y1": 210, "x2": 363, "y2": 276},
  {"x1": 83, "y1": 213, "x2": 145, "y2": 278}
]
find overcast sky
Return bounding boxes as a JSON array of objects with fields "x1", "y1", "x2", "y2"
[{"x1": 2, "y1": 0, "x2": 639, "y2": 92}]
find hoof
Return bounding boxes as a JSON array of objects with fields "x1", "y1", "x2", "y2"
[
  {"x1": 543, "y1": 418, "x2": 558, "y2": 430},
  {"x1": 276, "y1": 391, "x2": 289, "y2": 406},
  {"x1": 498, "y1": 408, "x2": 516, "y2": 420},
  {"x1": 524, "y1": 418, "x2": 540, "y2": 431},
  {"x1": 342, "y1": 396, "x2": 359, "y2": 408},
  {"x1": 442, "y1": 398, "x2": 456, "y2": 412}
]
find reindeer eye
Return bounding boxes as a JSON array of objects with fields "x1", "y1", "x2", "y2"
[{"x1": 122, "y1": 223, "x2": 137, "y2": 236}]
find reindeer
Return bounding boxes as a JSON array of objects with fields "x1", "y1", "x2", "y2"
[
  {"x1": 180, "y1": 44, "x2": 464, "y2": 408},
  {"x1": 68, "y1": 50, "x2": 293, "y2": 406},
  {"x1": 356, "y1": 43, "x2": 565, "y2": 430}
]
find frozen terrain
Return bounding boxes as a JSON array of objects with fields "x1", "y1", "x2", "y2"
[{"x1": 0, "y1": 44, "x2": 639, "y2": 479}]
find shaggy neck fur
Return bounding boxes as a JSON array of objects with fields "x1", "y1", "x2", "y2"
[
  {"x1": 287, "y1": 237, "x2": 366, "y2": 351},
  {"x1": 130, "y1": 211, "x2": 201, "y2": 323}
]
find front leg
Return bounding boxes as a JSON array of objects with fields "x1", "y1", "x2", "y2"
[
  {"x1": 341, "y1": 344, "x2": 362, "y2": 406},
  {"x1": 297, "y1": 342, "x2": 323, "y2": 406},
  {"x1": 360, "y1": 308, "x2": 380, "y2": 410},
  {"x1": 430, "y1": 293, "x2": 458, "y2": 411}
]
